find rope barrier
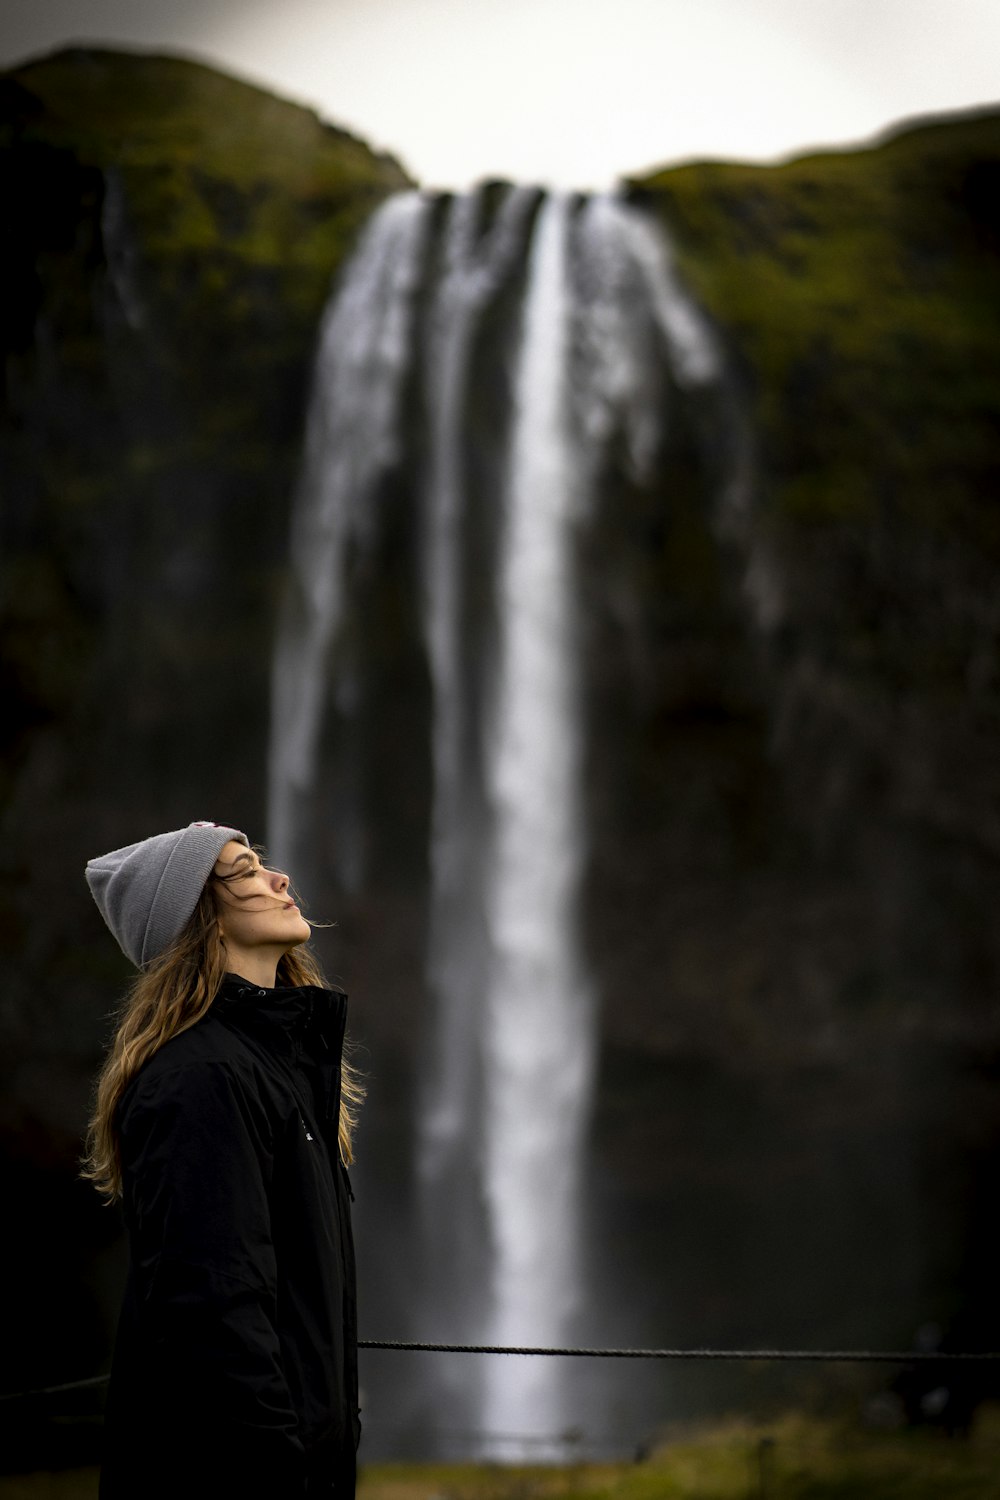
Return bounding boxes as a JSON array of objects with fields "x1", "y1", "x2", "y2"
[
  {"x1": 0, "y1": 1374, "x2": 109, "y2": 1404},
  {"x1": 3, "y1": 1342, "x2": 997, "y2": 1405},
  {"x1": 358, "y1": 1340, "x2": 1000, "y2": 1363}
]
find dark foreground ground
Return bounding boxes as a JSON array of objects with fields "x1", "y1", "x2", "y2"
[{"x1": 1, "y1": 1412, "x2": 999, "y2": 1499}]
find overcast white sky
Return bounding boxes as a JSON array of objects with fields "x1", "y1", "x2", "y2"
[{"x1": 2, "y1": 0, "x2": 998, "y2": 187}]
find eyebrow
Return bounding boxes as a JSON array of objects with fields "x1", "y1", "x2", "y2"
[{"x1": 227, "y1": 851, "x2": 259, "y2": 871}]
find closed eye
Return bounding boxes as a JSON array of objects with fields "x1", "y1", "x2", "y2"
[{"x1": 220, "y1": 852, "x2": 264, "y2": 884}]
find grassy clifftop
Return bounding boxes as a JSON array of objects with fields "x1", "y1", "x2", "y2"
[
  {"x1": 622, "y1": 110, "x2": 1000, "y2": 782},
  {"x1": 5, "y1": 48, "x2": 411, "y2": 308},
  {"x1": 630, "y1": 110, "x2": 1000, "y2": 545}
]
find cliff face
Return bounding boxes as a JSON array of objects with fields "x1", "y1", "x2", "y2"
[
  {"x1": 0, "y1": 47, "x2": 410, "y2": 1428},
  {"x1": 578, "y1": 111, "x2": 1000, "y2": 1390},
  {"x1": 2, "y1": 48, "x2": 410, "y2": 876},
  {"x1": 2, "y1": 45, "x2": 999, "y2": 1458},
  {"x1": 609, "y1": 114, "x2": 1000, "y2": 1084}
]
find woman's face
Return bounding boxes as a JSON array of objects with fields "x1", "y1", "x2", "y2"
[{"x1": 212, "y1": 839, "x2": 311, "y2": 972}]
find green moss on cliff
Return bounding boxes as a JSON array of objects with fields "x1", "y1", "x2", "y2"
[
  {"x1": 6, "y1": 49, "x2": 410, "y2": 299},
  {"x1": 0, "y1": 45, "x2": 413, "y2": 569},
  {"x1": 629, "y1": 110, "x2": 1000, "y2": 703},
  {"x1": 0, "y1": 50, "x2": 414, "y2": 1101},
  {"x1": 634, "y1": 112, "x2": 1000, "y2": 510}
]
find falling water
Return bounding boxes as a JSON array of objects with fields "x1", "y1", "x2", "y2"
[
  {"x1": 418, "y1": 186, "x2": 539, "y2": 1194},
  {"x1": 415, "y1": 188, "x2": 542, "y2": 1427},
  {"x1": 269, "y1": 186, "x2": 748, "y2": 1457},
  {"x1": 268, "y1": 191, "x2": 432, "y2": 875},
  {"x1": 477, "y1": 194, "x2": 594, "y2": 1452}
]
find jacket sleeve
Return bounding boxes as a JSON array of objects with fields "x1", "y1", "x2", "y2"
[{"x1": 118, "y1": 1055, "x2": 307, "y2": 1496}]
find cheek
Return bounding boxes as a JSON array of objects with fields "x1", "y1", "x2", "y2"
[
  {"x1": 220, "y1": 905, "x2": 254, "y2": 942},
  {"x1": 228, "y1": 903, "x2": 280, "y2": 943}
]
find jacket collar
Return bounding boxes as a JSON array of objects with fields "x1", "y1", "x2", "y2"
[{"x1": 215, "y1": 971, "x2": 348, "y2": 1055}]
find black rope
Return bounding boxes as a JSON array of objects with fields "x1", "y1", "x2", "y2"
[
  {"x1": 358, "y1": 1340, "x2": 1000, "y2": 1363},
  {"x1": 3, "y1": 1342, "x2": 998, "y2": 1405},
  {"x1": 0, "y1": 1374, "x2": 109, "y2": 1404}
]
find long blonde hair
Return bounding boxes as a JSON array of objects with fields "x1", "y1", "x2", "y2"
[{"x1": 83, "y1": 877, "x2": 364, "y2": 1201}]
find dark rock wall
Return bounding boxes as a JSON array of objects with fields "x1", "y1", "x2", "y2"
[
  {"x1": 587, "y1": 110, "x2": 1000, "y2": 1406},
  {"x1": 0, "y1": 48, "x2": 410, "y2": 1428}
]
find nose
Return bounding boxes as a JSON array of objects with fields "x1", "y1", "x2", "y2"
[{"x1": 268, "y1": 866, "x2": 290, "y2": 893}]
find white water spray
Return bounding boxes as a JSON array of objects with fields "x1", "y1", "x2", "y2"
[
  {"x1": 479, "y1": 194, "x2": 595, "y2": 1453},
  {"x1": 268, "y1": 192, "x2": 431, "y2": 872},
  {"x1": 419, "y1": 186, "x2": 540, "y2": 1193},
  {"x1": 267, "y1": 188, "x2": 753, "y2": 1458}
]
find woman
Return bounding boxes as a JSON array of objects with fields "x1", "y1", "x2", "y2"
[{"x1": 83, "y1": 820, "x2": 362, "y2": 1499}]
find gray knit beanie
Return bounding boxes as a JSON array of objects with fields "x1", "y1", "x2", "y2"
[{"x1": 85, "y1": 821, "x2": 249, "y2": 968}]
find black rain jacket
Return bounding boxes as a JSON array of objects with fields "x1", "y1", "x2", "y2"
[{"x1": 100, "y1": 974, "x2": 360, "y2": 1500}]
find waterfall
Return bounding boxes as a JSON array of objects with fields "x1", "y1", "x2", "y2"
[
  {"x1": 477, "y1": 193, "x2": 594, "y2": 1453},
  {"x1": 101, "y1": 168, "x2": 146, "y2": 334},
  {"x1": 415, "y1": 187, "x2": 541, "y2": 1424},
  {"x1": 269, "y1": 185, "x2": 746, "y2": 1458},
  {"x1": 418, "y1": 185, "x2": 538, "y2": 1193},
  {"x1": 268, "y1": 191, "x2": 432, "y2": 876}
]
